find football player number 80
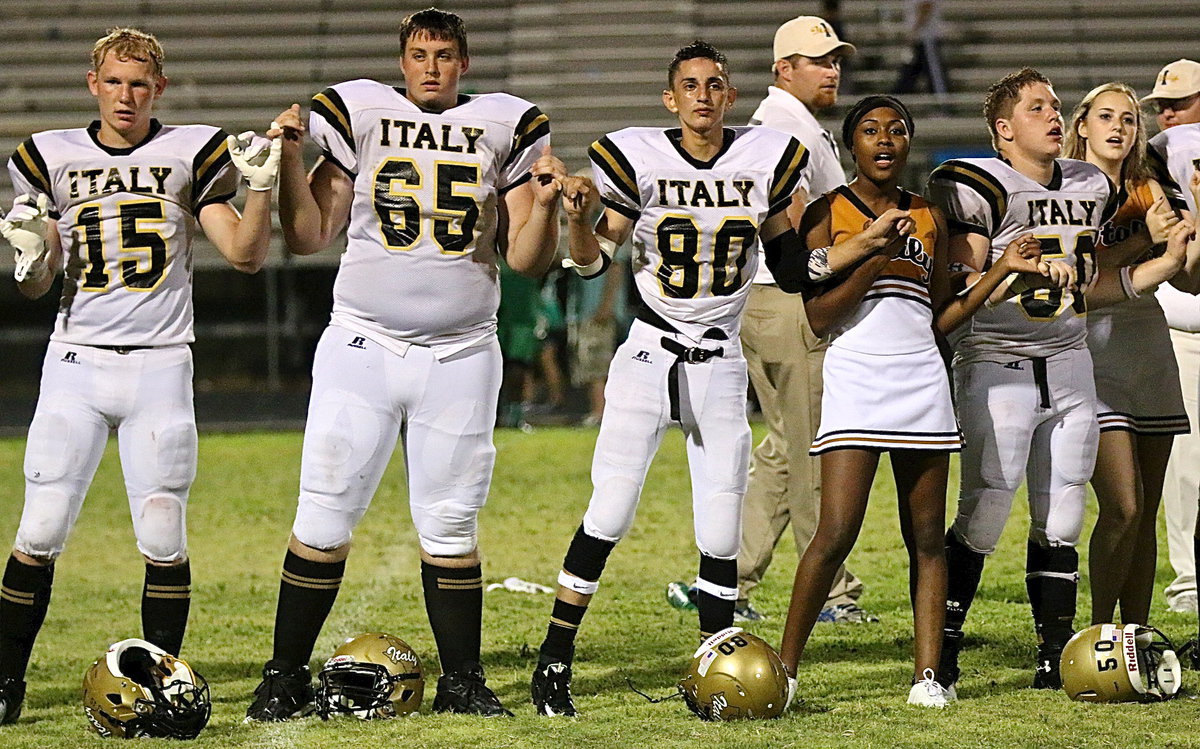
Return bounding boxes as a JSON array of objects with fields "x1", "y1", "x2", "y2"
[
  {"x1": 655, "y1": 215, "x2": 757, "y2": 298},
  {"x1": 77, "y1": 201, "x2": 168, "y2": 292},
  {"x1": 716, "y1": 634, "x2": 751, "y2": 655},
  {"x1": 374, "y1": 157, "x2": 480, "y2": 254}
]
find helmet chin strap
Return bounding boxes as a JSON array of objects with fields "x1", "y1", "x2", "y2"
[{"x1": 625, "y1": 676, "x2": 682, "y2": 704}]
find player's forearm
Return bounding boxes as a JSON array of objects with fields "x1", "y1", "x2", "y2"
[
  {"x1": 804, "y1": 255, "x2": 889, "y2": 338},
  {"x1": 224, "y1": 191, "x2": 273, "y2": 274},
  {"x1": 566, "y1": 214, "x2": 601, "y2": 269},
  {"x1": 507, "y1": 201, "x2": 559, "y2": 278},
  {"x1": 276, "y1": 145, "x2": 331, "y2": 255}
]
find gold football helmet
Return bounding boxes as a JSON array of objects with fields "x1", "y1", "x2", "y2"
[
  {"x1": 1061, "y1": 623, "x2": 1182, "y2": 702},
  {"x1": 82, "y1": 638, "x2": 210, "y2": 739},
  {"x1": 678, "y1": 627, "x2": 789, "y2": 720},
  {"x1": 316, "y1": 633, "x2": 424, "y2": 719}
]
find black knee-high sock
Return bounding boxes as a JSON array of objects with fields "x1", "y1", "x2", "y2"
[
  {"x1": 1026, "y1": 541, "x2": 1077, "y2": 648},
  {"x1": 944, "y1": 529, "x2": 986, "y2": 635},
  {"x1": 0, "y1": 556, "x2": 54, "y2": 682},
  {"x1": 696, "y1": 554, "x2": 737, "y2": 638},
  {"x1": 142, "y1": 561, "x2": 191, "y2": 656},
  {"x1": 539, "y1": 526, "x2": 616, "y2": 666},
  {"x1": 422, "y1": 560, "x2": 483, "y2": 674},
  {"x1": 272, "y1": 550, "x2": 344, "y2": 670}
]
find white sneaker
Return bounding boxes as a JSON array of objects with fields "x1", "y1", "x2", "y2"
[
  {"x1": 1168, "y1": 592, "x2": 1198, "y2": 614},
  {"x1": 907, "y1": 668, "x2": 951, "y2": 708}
]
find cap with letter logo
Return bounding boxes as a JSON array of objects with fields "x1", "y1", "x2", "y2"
[
  {"x1": 772, "y1": 15, "x2": 856, "y2": 64},
  {"x1": 1141, "y1": 59, "x2": 1200, "y2": 102}
]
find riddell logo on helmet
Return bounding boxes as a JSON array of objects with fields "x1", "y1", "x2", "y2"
[{"x1": 1124, "y1": 631, "x2": 1139, "y2": 673}]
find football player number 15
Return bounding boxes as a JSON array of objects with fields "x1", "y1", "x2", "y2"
[
  {"x1": 374, "y1": 158, "x2": 480, "y2": 254},
  {"x1": 77, "y1": 201, "x2": 168, "y2": 292},
  {"x1": 655, "y1": 215, "x2": 757, "y2": 299}
]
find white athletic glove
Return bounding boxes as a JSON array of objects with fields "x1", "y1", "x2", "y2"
[
  {"x1": 226, "y1": 126, "x2": 282, "y2": 192},
  {"x1": 2, "y1": 193, "x2": 50, "y2": 283}
]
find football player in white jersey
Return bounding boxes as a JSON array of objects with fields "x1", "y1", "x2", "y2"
[
  {"x1": 528, "y1": 41, "x2": 910, "y2": 717},
  {"x1": 244, "y1": 9, "x2": 565, "y2": 720},
  {"x1": 0, "y1": 27, "x2": 278, "y2": 724},
  {"x1": 928, "y1": 68, "x2": 1193, "y2": 694}
]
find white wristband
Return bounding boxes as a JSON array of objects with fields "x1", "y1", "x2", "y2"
[
  {"x1": 1119, "y1": 265, "x2": 1139, "y2": 300},
  {"x1": 557, "y1": 570, "x2": 598, "y2": 595}
]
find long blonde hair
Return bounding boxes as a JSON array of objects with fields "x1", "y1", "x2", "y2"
[{"x1": 1064, "y1": 82, "x2": 1151, "y2": 183}]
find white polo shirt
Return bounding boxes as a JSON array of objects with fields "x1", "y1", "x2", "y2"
[{"x1": 748, "y1": 85, "x2": 847, "y2": 284}]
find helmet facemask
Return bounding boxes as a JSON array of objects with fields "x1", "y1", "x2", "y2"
[
  {"x1": 315, "y1": 633, "x2": 425, "y2": 719},
  {"x1": 83, "y1": 639, "x2": 210, "y2": 739}
]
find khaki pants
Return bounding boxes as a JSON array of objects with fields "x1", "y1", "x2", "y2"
[
  {"x1": 1164, "y1": 328, "x2": 1200, "y2": 604},
  {"x1": 737, "y1": 284, "x2": 862, "y2": 606}
]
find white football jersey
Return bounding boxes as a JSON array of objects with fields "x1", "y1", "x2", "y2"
[
  {"x1": 8, "y1": 121, "x2": 238, "y2": 346},
  {"x1": 308, "y1": 80, "x2": 549, "y2": 354},
  {"x1": 928, "y1": 157, "x2": 1116, "y2": 363},
  {"x1": 1150, "y1": 123, "x2": 1200, "y2": 214},
  {"x1": 588, "y1": 126, "x2": 807, "y2": 341}
]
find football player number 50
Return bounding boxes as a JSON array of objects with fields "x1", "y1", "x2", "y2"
[
  {"x1": 77, "y1": 201, "x2": 168, "y2": 292},
  {"x1": 655, "y1": 215, "x2": 757, "y2": 298},
  {"x1": 374, "y1": 158, "x2": 480, "y2": 254}
]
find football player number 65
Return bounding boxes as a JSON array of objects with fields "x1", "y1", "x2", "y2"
[{"x1": 374, "y1": 157, "x2": 481, "y2": 255}]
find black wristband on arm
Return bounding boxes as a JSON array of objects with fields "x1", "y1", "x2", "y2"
[{"x1": 762, "y1": 228, "x2": 809, "y2": 293}]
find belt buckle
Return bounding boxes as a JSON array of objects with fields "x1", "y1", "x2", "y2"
[{"x1": 685, "y1": 347, "x2": 704, "y2": 364}]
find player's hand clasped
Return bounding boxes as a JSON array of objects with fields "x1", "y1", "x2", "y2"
[
  {"x1": 530, "y1": 145, "x2": 567, "y2": 207},
  {"x1": 227, "y1": 126, "x2": 283, "y2": 192},
  {"x1": 2, "y1": 193, "x2": 50, "y2": 283},
  {"x1": 561, "y1": 175, "x2": 599, "y2": 221}
]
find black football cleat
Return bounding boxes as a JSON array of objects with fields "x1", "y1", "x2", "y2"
[
  {"x1": 432, "y1": 662, "x2": 512, "y2": 717},
  {"x1": 245, "y1": 660, "x2": 315, "y2": 722},
  {"x1": 0, "y1": 677, "x2": 25, "y2": 726},
  {"x1": 1033, "y1": 643, "x2": 1064, "y2": 690},
  {"x1": 531, "y1": 661, "x2": 577, "y2": 717}
]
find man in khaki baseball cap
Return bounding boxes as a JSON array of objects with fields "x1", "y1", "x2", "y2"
[
  {"x1": 1142, "y1": 59, "x2": 1200, "y2": 130},
  {"x1": 772, "y1": 15, "x2": 856, "y2": 65}
]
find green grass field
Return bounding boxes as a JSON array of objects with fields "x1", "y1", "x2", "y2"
[{"x1": 0, "y1": 426, "x2": 1198, "y2": 748}]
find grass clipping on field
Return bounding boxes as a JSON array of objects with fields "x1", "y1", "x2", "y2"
[{"x1": 0, "y1": 428, "x2": 1197, "y2": 748}]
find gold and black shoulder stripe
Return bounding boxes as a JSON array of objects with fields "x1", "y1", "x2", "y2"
[
  {"x1": 929, "y1": 159, "x2": 1008, "y2": 231},
  {"x1": 311, "y1": 86, "x2": 355, "y2": 155},
  {"x1": 502, "y1": 105, "x2": 550, "y2": 171},
  {"x1": 11, "y1": 137, "x2": 52, "y2": 196},
  {"x1": 1147, "y1": 148, "x2": 1189, "y2": 212},
  {"x1": 588, "y1": 136, "x2": 639, "y2": 206},
  {"x1": 1100, "y1": 174, "x2": 1120, "y2": 225},
  {"x1": 768, "y1": 136, "x2": 809, "y2": 215},
  {"x1": 191, "y1": 129, "x2": 232, "y2": 208}
]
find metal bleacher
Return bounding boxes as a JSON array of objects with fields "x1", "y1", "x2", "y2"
[{"x1": 0, "y1": 0, "x2": 1196, "y2": 395}]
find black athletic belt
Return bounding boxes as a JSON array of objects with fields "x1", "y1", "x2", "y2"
[
  {"x1": 636, "y1": 304, "x2": 677, "y2": 333},
  {"x1": 90, "y1": 344, "x2": 155, "y2": 355},
  {"x1": 1031, "y1": 357, "x2": 1050, "y2": 409},
  {"x1": 659, "y1": 331, "x2": 727, "y2": 423}
]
